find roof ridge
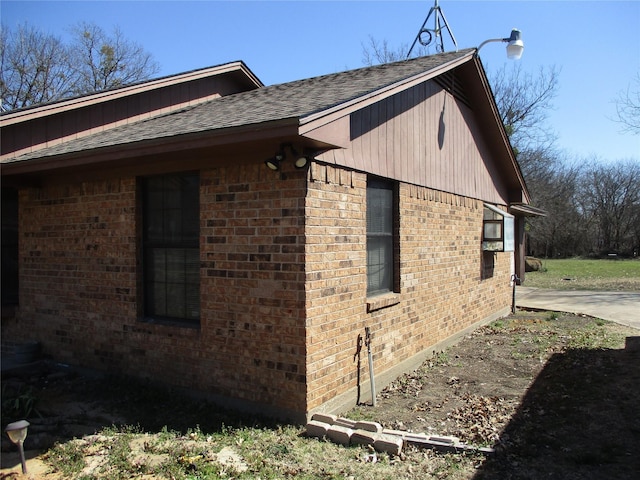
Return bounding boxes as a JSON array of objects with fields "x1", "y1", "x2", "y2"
[{"x1": 266, "y1": 48, "x2": 476, "y2": 88}]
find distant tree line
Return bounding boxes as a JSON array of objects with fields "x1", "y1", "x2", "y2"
[
  {"x1": 0, "y1": 22, "x2": 159, "y2": 111},
  {"x1": 362, "y1": 37, "x2": 640, "y2": 258},
  {"x1": 524, "y1": 155, "x2": 639, "y2": 258}
]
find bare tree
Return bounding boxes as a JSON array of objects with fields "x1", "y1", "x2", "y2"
[
  {"x1": 0, "y1": 23, "x2": 72, "y2": 110},
  {"x1": 0, "y1": 22, "x2": 159, "y2": 111},
  {"x1": 523, "y1": 150, "x2": 586, "y2": 257},
  {"x1": 67, "y1": 22, "x2": 159, "y2": 94},
  {"x1": 361, "y1": 36, "x2": 417, "y2": 65},
  {"x1": 489, "y1": 63, "x2": 560, "y2": 154},
  {"x1": 613, "y1": 72, "x2": 640, "y2": 134},
  {"x1": 579, "y1": 159, "x2": 640, "y2": 255}
]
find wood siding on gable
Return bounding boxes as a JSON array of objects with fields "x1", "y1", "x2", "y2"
[
  {"x1": 1, "y1": 75, "x2": 252, "y2": 160},
  {"x1": 320, "y1": 80, "x2": 510, "y2": 205}
]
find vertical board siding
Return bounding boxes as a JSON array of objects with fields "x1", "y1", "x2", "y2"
[
  {"x1": 1, "y1": 76, "x2": 243, "y2": 159},
  {"x1": 339, "y1": 79, "x2": 509, "y2": 205}
]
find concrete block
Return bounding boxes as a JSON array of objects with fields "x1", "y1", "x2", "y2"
[
  {"x1": 305, "y1": 420, "x2": 329, "y2": 439},
  {"x1": 373, "y1": 433, "x2": 403, "y2": 455},
  {"x1": 427, "y1": 435, "x2": 460, "y2": 445},
  {"x1": 350, "y1": 429, "x2": 379, "y2": 447},
  {"x1": 403, "y1": 432, "x2": 429, "y2": 444},
  {"x1": 478, "y1": 446, "x2": 496, "y2": 456},
  {"x1": 381, "y1": 428, "x2": 407, "y2": 438},
  {"x1": 311, "y1": 413, "x2": 337, "y2": 425},
  {"x1": 354, "y1": 421, "x2": 383, "y2": 433},
  {"x1": 327, "y1": 425, "x2": 353, "y2": 446},
  {"x1": 334, "y1": 417, "x2": 356, "y2": 428},
  {"x1": 410, "y1": 438, "x2": 460, "y2": 453}
]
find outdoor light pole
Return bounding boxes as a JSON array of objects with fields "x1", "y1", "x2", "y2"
[
  {"x1": 477, "y1": 28, "x2": 525, "y2": 59},
  {"x1": 5, "y1": 420, "x2": 30, "y2": 474}
]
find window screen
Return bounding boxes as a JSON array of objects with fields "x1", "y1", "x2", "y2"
[
  {"x1": 142, "y1": 173, "x2": 200, "y2": 322},
  {"x1": 367, "y1": 179, "x2": 394, "y2": 295}
]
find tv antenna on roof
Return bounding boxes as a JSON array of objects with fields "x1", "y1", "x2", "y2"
[{"x1": 406, "y1": 0, "x2": 458, "y2": 58}]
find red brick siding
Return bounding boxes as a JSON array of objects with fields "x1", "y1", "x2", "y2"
[
  {"x1": 8, "y1": 159, "x2": 511, "y2": 419},
  {"x1": 305, "y1": 163, "x2": 512, "y2": 411},
  {"x1": 11, "y1": 163, "x2": 308, "y2": 416},
  {"x1": 15, "y1": 179, "x2": 138, "y2": 367},
  {"x1": 199, "y1": 165, "x2": 307, "y2": 413}
]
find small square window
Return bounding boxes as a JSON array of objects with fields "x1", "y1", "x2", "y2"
[{"x1": 482, "y1": 204, "x2": 514, "y2": 252}]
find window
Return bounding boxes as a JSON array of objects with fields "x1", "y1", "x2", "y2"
[
  {"x1": 482, "y1": 204, "x2": 515, "y2": 252},
  {"x1": 1, "y1": 188, "x2": 19, "y2": 306},
  {"x1": 366, "y1": 178, "x2": 398, "y2": 296},
  {"x1": 481, "y1": 251, "x2": 495, "y2": 279},
  {"x1": 142, "y1": 173, "x2": 200, "y2": 323}
]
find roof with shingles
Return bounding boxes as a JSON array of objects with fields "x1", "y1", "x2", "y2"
[{"x1": 4, "y1": 49, "x2": 475, "y2": 163}]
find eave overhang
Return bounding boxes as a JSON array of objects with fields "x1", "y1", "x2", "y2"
[
  {"x1": 468, "y1": 53, "x2": 531, "y2": 205},
  {"x1": 509, "y1": 203, "x2": 547, "y2": 217},
  {"x1": 1, "y1": 118, "x2": 307, "y2": 178}
]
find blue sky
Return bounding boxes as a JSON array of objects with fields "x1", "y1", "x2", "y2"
[{"x1": 2, "y1": 0, "x2": 639, "y2": 162}]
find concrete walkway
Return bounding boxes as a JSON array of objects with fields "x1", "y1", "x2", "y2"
[{"x1": 516, "y1": 287, "x2": 640, "y2": 331}]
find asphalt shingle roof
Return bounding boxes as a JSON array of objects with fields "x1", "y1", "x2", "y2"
[{"x1": 6, "y1": 49, "x2": 475, "y2": 163}]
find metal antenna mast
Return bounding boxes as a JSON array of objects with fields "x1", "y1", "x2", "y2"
[{"x1": 406, "y1": 0, "x2": 458, "y2": 58}]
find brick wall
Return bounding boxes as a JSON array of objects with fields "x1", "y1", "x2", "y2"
[
  {"x1": 13, "y1": 178, "x2": 138, "y2": 368},
  {"x1": 6, "y1": 159, "x2": 511, "y2": 420},
  {"x1": 305, "y1": 162, "x2": 512, "y2": 412},
  {"x1": 198, "y1": 164, "x2": 307, "y2": 414},
  {"x1": 9, "y1": 162, "x2": 309, "y2": 419}
]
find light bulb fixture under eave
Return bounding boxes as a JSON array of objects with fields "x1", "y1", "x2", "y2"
[
  {"x1": 265, "y1": 149, "x2": 286, "y2": 171},
  {"x1": 265, "y1": 144, "x2": 313, "y2": 170},
  {"x1": 477, "y1": 28, "x2": 524, "y2": 60},
  {"x1": 265, "y1": 157, "x2": 281, "y2": 171},
  {"x1": 294, "y1": 155, "x2": 310, "y2": 169},
  {"x1": 287, "y1": 145, "x2": 310, "y2": 169}
]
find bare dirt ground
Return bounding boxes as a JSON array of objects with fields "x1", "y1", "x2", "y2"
[
  {"x1": 2, "y1": 310, "x2": 639, "y2": 479},
  {"x1": 351, "y1": 311, "x2": 640, "y2": 479}
]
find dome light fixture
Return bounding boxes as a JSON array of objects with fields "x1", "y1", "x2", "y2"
[{"x1": 477, "y1": 28, "x2": 524, "y2": 60}]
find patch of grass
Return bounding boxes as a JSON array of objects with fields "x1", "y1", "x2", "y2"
[
  {"x1": 487, "y1": 320, "x2": 506, "y2": 332},
  {"x1": 45, "y1": 441, "x2": 86, "y2": 477},
  {"x1": 345, "y1": 406, "x2": 378, "y2": 422},
  {"x1": 432, "y1": 350, "x2": 451, "y2": 366},
  {"x1": 566, "y1": 323, "x2": 624, "y2": 350},
  {"x1": 546, "y1": 311, "x2": 560, "y2": 321},
  {"x1": 525, "y1": 258, "x2": 640, "y2": 291}
]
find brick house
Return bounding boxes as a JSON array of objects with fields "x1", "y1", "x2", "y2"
[{"x1": 1, "y1": 50, "x2": 539, "y2": 421}]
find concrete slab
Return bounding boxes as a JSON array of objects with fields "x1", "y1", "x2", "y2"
[{"x1": 516, "y1": 287, "x2": 640, "y2": 330}]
